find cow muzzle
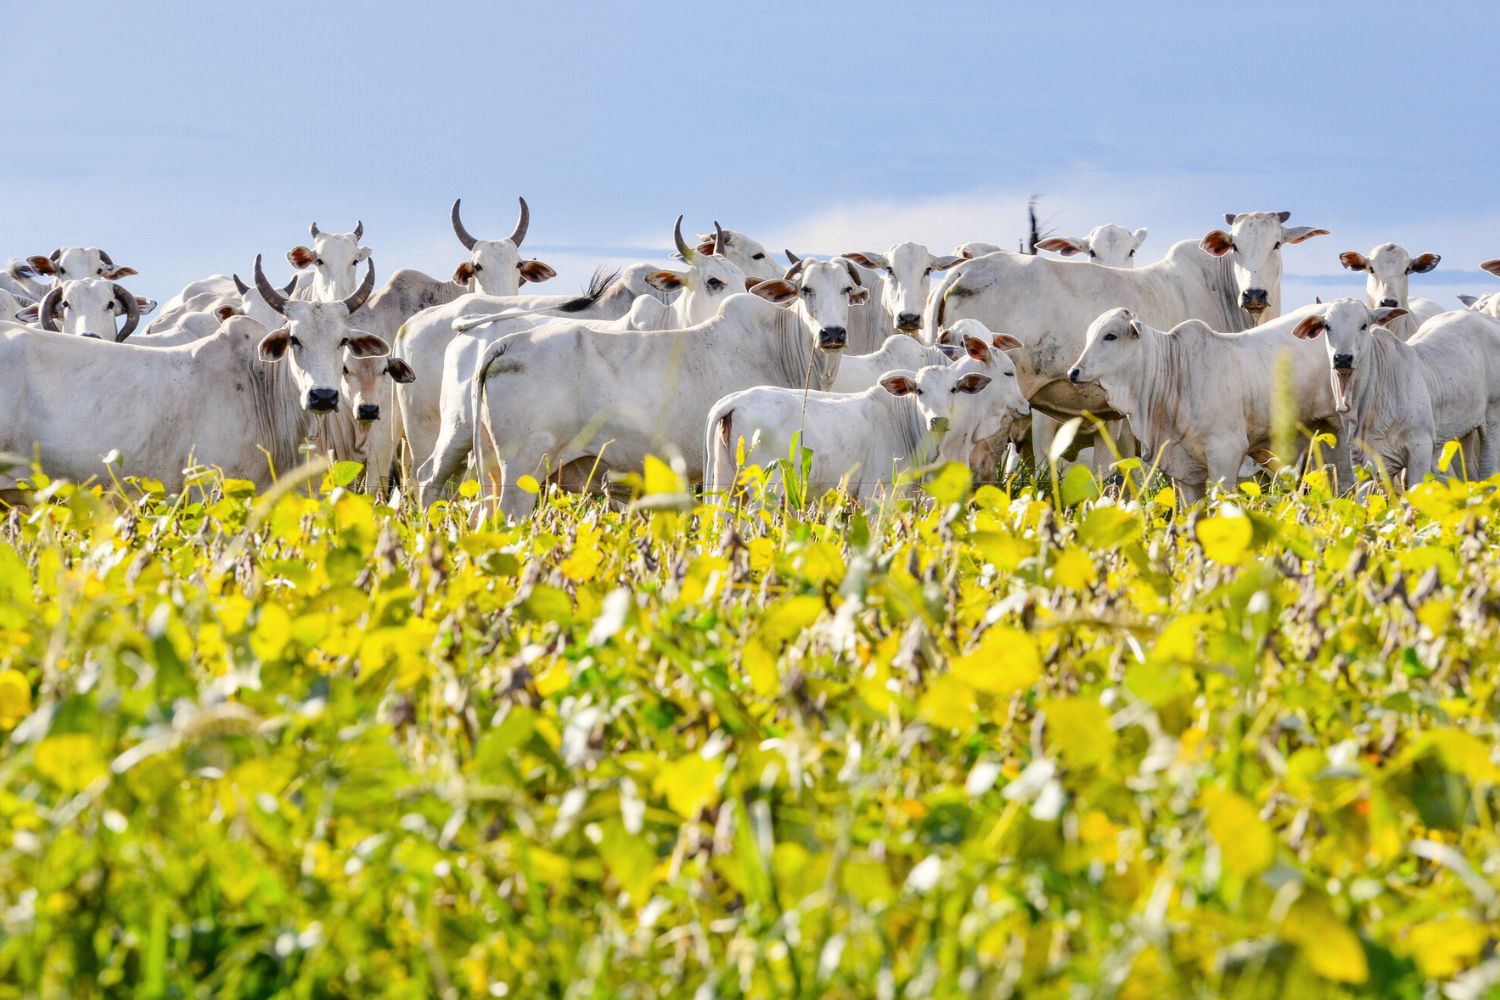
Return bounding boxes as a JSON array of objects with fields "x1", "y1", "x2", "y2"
[
  {"x1": 307, "y1": 387, "x2": 340, "y2": 412},
  {"x1": 1241, "y1": 289, "x2": 1270, "y2": 314},
  {"x1": 1378, "y1": 298, "x2": 1399, "y2": 309},
  {"x1": 818, "y1": 327, "x2": 847, "y2": 350},
  {"x1": 357, "y1": 403, "x2": 380, "y2": 422},
  {"x1": 1068, "y1": 367, "x2": 1085, "y2": 384},
  {"x1": 896, "y1": 312, "x2": 921, "y2": 332}
]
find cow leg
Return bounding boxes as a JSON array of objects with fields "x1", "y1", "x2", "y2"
[
  {"x1": 1405, "y1": 434, "x2": 1434, "y2": 486},
  {"x1": 1477, "y1": 422, "x2": 1500, "y2": 479},
  {"x1": 491, "y1": 433, "x2": 559, "y2": 523}
]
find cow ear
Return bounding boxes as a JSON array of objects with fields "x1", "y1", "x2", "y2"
[
  {"x1": 1408, "y1": 252, "x2": 1440, "y2": 274},
  {"x1": 646, "y1": 270, "x2": 685, "y2": 292},
  {"x1": 743, "y1": 277, "x2": 761, "y2": 292},
  {"x1": 25, "y1": 255, "x2": 55, "y2": 275},
  {"x1": 1200, "y1": 230, "x2": 1234, "y2": 257},
  {"x1": 519, "y1": 259, "x2": 557, "y2": 284},
  {"x1": 385, "y1": 357, "x2": 417, "y2": 383},
  {"x1": 355, "y1": 246, "x2": 373, "y2": 262},
  {"x1": 991, "y1": 333, "x2": 1024, "y2": 351},
  {"x1": 1459, "y1": 294, "x2": 1479, "y2": 307},
  {"x1": 848, "y1": 286, "x2": 870, "y2": 305},
  {"x1": 15, "y1": 304, "x2": 39, "y2": 322},
  {"x1": 344, "y1": 334, "x2": 389, "y2": 357},
  {"x1": 1339, "y1": 251, "x2": 1369, "y2": 272},
  {"x1": 695, "y1": 238, "x2": 716, "y2": 255},
  {"x1": 1482, "y1": 259, "x2": 1500, "y2": 278},
  {"x1": 1132, "y1": 227, "x2": 1148, "y2": 246},
  {"x1": 961, "y1": 334, "x2": 991, "y2": 363},
  {"x1": 931, "y1": 255, "x2": 964, "y2": 270},
  {"x1": 879, "y1": 371, "x2": 917, "y2": 396},
  {"x1": 842, "y1": 251, "x2": 887, "y2": 270},
  {"x1": 1291, "y1": 315, "x2": 1326, "y2": 340},
  {"x1": 955, "y1": 372, "x2": 993, "y2": 394},
  {"x1": 215, "y1": 305, "x2": 242, "y2": 322},
  {"x1": 749, "y1": 279, "x2": 798, "y2": 305},
  {"x1": 102, "y1": 266, "x2": 138, "y2": 280},
  {"x1": 287, "y1": 246, "x2": 317, "y2": 269},
  {"x1": 258, "y1": 329, "x2": 292, "y2": 361},
  {"x1": 1037, "y1": 237, "x2": 1088, "y2": 257},
  {"x1": 452, "y1": 261, "x2": 477, "y2": 285},
  {"x1": 1282, "y1": 226, "x2": 1330, "y2": 245},
  {"x1": 1372, "y1": 306, "x2": 1408, "y2": 327}
]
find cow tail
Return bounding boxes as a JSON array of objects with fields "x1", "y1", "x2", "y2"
[{"x1": 707, "y1": 406, "x2": 735, "y2": 497}]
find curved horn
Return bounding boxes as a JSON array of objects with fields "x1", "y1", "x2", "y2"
[
  {"x1": 112, "y1": 284, "x2": 140, "y2": 341},
  {"x1": 451, "y1": 198, "x2": 478, "y2": 250},
  {"x1": 49, "y1": 249, "x2": 61, "y2": 263},
  {"x1": 309, "y1": 222, "x2": 321, "y2": 240},
  {"x1": 253, "y1": 255, "x2": 289, "y2": 315},
  {"x1": 509, "y1": 197, "x2": 529, "y2": 247},
  {"x1": 713, "y1": 221, "x2": 726, "y2": 257},
  {"x1": 842, "y1": 259, "x2": 863, "y2": 286},
  {"x1": 341, "y1": 260, "x2": 376, "y2": 315},
  {"x1": 353, "y1": 220, "x2": 364, "y2": 241},
  {"x1": 233, "y1": 273, "x2": 250, "y2": 296},
  {"x1": 282, "y1": 275, "x2": 297, "y2": 294},
  {"x1": 98, "y1": 249, "x2": 115, "y2": 267},
  {"x1": 784, "y1": 251, "x2": 805, "y2": 280},
  {"x1": 673, "y1": 215, "x2": 695, "y2": 261},
  {"x1": 39, "y1": 287, "x2": 62, "y2": 332},
  {"x1": 1276, "y1": 211, "x2": 1292, "y2": 223}
]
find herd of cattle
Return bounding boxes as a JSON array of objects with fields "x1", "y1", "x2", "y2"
[{"x1": 5, "y1": 199, "x2": 1500, "y2": 515}]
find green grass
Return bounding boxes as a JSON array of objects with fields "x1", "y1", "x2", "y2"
[{"x1": 0, "y1": 458, "x2": 1496, "y2": 998}]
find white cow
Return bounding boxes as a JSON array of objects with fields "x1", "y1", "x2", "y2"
[
  {"x1": 1337, "y1": 243, "x2": 1443, "y2": 340},
  {"x1": 469, "y1": 258, "x2": 869, "y2": 519},
  {"x1": 450, "y1": 197, "x2": 557, "y2": 294},
  {"x1": 318, "y1": 347, "x2": 417, "y2": 491},
  {"x1": 0, "y1": 257, "x2": 385, "y2": 498},
  {"x1": 829, "y1": 334, "x2": 954, "y2": 392},
  {"x1": 11, "y1": 247, "x2": 156, "y2": 315},
  {"x1": 141, "y1": 273, "x2": 296, "y2": 344},
  {"x1": 28, "y1": 278, "x2": 142, "y2": 341},
  {"x1": 0, "y1": 288, "x2": 31, "y2": 324},
  {"x1": 286, "y1": 222, "x2": 372, "y2": 300},
  {"x1": 1065, "y1": 304, "x2": 1349, "y2": 503},
  {"x1": 694, "y1": 228, "x2": 782, "y2": 282},
  {"x1": 841, "y1": 242, "x2": 965, "y2": 335},
  {"x1": 1037, "y1": 224, "x2": 1149, "y2": 267},
  {"x1": 1290, "y1": 301, "x2": 1500, "y2": 482}
]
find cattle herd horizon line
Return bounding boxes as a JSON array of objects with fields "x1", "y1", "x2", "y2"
[{"x1": 6, "y1": 199, "x2": 1500, "y2": 516}]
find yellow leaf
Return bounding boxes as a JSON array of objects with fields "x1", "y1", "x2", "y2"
[
  {"x1": 1050, "y1": 546, "x2": 1096, "y2": 590},
  {"x1": 925, "y1": 462, "x2": 971, "y2": 505},
  {"x1": 1153, "y1": 486, "x2": 1176, "y2": 510},
  {"x1": 0, "y1": 670, "x2": 31, "y2": 728},
  {"x1": 35, "y1": 733, "x2": 107, "y2": 792},
  {"x1": 951, "y1": 626, "x2": 1042, "y2": 696},
  {"x1": 1280, "y1": 896, "x2": 1367, "y2": 984},
  {"x1": 654, "y1": 754, "x2": 723, "y2": 818},
  {"x1": 1406, "y1": 917, "x2": 1486, "y2": 979},
  {"x1": 458, "y1": 479, "x2": 480, "y2": 499},
  {"x1": 759, "y1": 595, "x2": 824, "y2": 646},
  {"x1": 1042, "y1": 697, "x2": 1116, "y2": 770},
  {"x1": 250, "y1": 603, "x2": 293, "y2": 661},
  {"x1": 597, "y1": 817, "x2": 656, "y2": 906},
  {"x1": 1415, "y1": 599, "x2": 1452, "y2": 634},
  {"x1": 742, "y1": 639, "x2": 779, "y2": 697},
  {"x1": 643, "y1": 455, "x2": 684, "y2": 497},
  {"x1": 747, "y1": 538, "x2": 775, "y2": 573},
  {"x1": 1197, "y1": 512, "x2": 1253, "y2": 564},
  {"x1": 1203, "y1": 788, "x2": 1276, "y2": 878},
  {"x1": 517, "y1": 474, "x2": 541, "y2": 495},
  {"x1": 918, "y1": 674, "x2": 976, "y2": 730}
]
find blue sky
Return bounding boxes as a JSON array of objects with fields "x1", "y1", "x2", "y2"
[{"x1": 7, "y1": 2, "x2": 1495, "y2": 309}]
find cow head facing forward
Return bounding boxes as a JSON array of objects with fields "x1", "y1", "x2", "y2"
[
  {"x1": 1340, "y1": 243, "x2": 1439, "y2": 310},
  {"x1": 1290, "y1": 298, "x2": 1406, "y2": 413},
  {"x1": 748, "y1": 252, "x2": 870, "y2": 351},
  {"x1": 842, "y1": 242, "x2": 964, "y2": 334},
  {"x1": 287, "y1": 221, "x2": 372, "y2": 300},
  {"x1": 253, "y1": 255, "x2": 387, "y2": 414},
  {"x1": 878, "y1": 364, "x2": 995, "y2": 442},
  {"x1": 1037, "y1": 224, "x2": 1148, "y2": 268},
  {"x1": 1199, "y1": 211, "x2": 1328, "y2": 324},
  {"x1": 647, "y1": 218, "x2": 752, "y2": 325},
  {"x1": 450, "y1": 197, "x2": 555, "y2": 296},
  {"x1": 25, "y1": 247, "x2": 136, "y2": 282},
  {"x1": 34, "y1": 278, "x2": 141, "y2": 341},
  {"x1": 341, "y1": 348, "x2": 416, "y2": 423}
]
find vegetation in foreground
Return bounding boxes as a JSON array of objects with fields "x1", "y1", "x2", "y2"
[{"x1": 0, "y1": 456, "x2": 1497, "y2": 999}]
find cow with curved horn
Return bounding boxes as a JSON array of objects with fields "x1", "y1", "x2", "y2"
[
  {"x1": 286, "y1": 221, "x2": 372, "y2": 301},
  {"x1": 9, "y1": 248, "x2": 156, "y2": 316},
  {"x1": 24, "y1": 279, "x2": 141, "y2": 341},
  {"x1": 693, "y1": 225, "x2": 781, "y2": 281},
  {"x1": 254, "y1": 254, "x2": 383, "y2": 413},
  {"x1": 450, "y1": 196, "x2": 556, "y2": 296}
]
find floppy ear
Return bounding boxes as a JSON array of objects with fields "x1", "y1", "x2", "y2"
[
  {"x1": 1037, "y1": 236, "x2": 1088, "y2": 256},
  {"x1": 1459, "y1": 294, "x2": 1479, "y2": 307},
  {"x1": 385, "y1": 357, "x2": 417, "y2": 383},
  {"x1": 519, "y1": 259, "x2": 556, "y2": 284},
  {"x1": 1291, "y1": 315, "x2": 1326, "y2": 340},
  {"x1": 1408, "y1": 252, "x2": 1440, "y2": 274},
  {"x1": 878, "y1": 371, "x2": 918, "y2": 396},
  {"x1": 646, "y1": 270, "x2": 685, "y2": 292},
  {"x1": 1282, "y1": 226, "x2": 1330, "y2": 245},
  {"x1": 102, "y1": 266, "x2": 138, "y2": 280},
  {"x1": 15, "y1": 304, "x2": 39, "y2": 322},
  {"x1": 25, "y1": 255, "x2": 56, "y2": 275},
  {"x1": 842, "y1": 251, "x2": 888, "y2": 270},
  {"x1": 452, "y1": 261, "x2": 477, "y2": 285},
  {"x1": 1132, "y1": 227, "x2": 1148, "y2": 246},
  {"x1": 954, "y1": 372, "x2": 993, "y2": 393},
  {"x1": 215, "y1": 305, "x2": 242, "y2": 321},
  {"x1": 287, "y1": 246, "x2": 317, "y2": 269},
  {"x1": 1482, "y1": 259, "x2": 1500, "y2": 278},
  {"x1": 991, "y1": 333, "x2": 1024, "y2": 351},
  {"x1": 749, "y1": 279, "x2": 799, "y2": 304},
  {"x1": 1371, "y1": 306, "x2": 1408, "y2": 327},
  {"x1": 344, "y1": 333, "x2": 389, "y2": 357},
  {"x1": 961, "y1": 334, "x2": 991, "y2": 363},
  {"x1": 931, "y1": 255, "x2": 963, "y2": 270},
  {"x1": 848, "y1": 286, "x2": 870, "y2": 305},
  {"x1": 743, "y1": 277, "x2": 761, "y2": 291},
  {"x1": 1339, "y1": 251, "x2": 1369, "y2": 272},
  {"x1": 1200, "y1": 230, "x2": 1234, "y2": 257},
  {"x1": 257, "y1": 329, "x2": 292, "y2": 361}
]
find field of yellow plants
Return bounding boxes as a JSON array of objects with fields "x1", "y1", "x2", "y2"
[{"x1": 0, "y1": 457, "x2": 1497, "y2": 998}]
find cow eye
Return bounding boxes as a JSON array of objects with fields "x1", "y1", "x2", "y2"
[
  {"x1": 1004, "y1": 371, "x2": 1015, "y2": 377},
  {"x1": 924, "y1": 267, "x2": 933, "y2": 276},
  {"x1": 803, "y1": 288, "x2": 814, "y2": 297},
  {"x1": 1103, "y1": 333, "x2": 1117, "y2": 342},
  {"x1": 342, "y1": 366, "x2": 350, "y2": 375},
  {"x1": 843, "y1": 287, "x2": 854, "y2": 295},
  {"x1": 1273, "y1": 242, "x2": 1282, "y2": 250},
  {"x1": 1128, "y1": 250, "x2": 1136, "y2": 257},
  {"x1": 707, "y1": 278, "x2": 725, "y2": 291},
  {"x1": 316, "y1": 258, "x2": 324, "y2": 266},
  {"x1": 290, "y1": 336, "x2": 303, "y2": 348},
  {"x1": 751, "y1": 252, "x2": 766, "y2": 261},
  {"x1": 1088, "y1": 250, "x2": 1097, "y2": 258},
  {"x1": 1360, "y1": 324, "x2": 1367, "y2": 331}
]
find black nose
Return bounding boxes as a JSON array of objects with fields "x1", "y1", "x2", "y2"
[
  {"x1": 357, "y1": 404, "x2": 380, "y2": 421},
  {"x1": 818, "y1": 327, "x2": 847, "y2": 350},
  {"x1": 82, "y1": 332, "x2": 102, "y2": 340},
  {"x1": 896, "y1": 312, "x2": 921, "y2": 331},
  {"x1": 1068, "y1": 367, "x2": 1083, "y2": 383},
  {"x1": 307, "y1": 387, "x2": 339, "y2": 412},
  {"x1": 1241, "y1": 289, "x2": 1270, "y2": 309},
  {"x1": 1379, "y1": 298, "x2": 1398, "y2": 308},
  {"x1": 1332, "y1": 353, "x2": 1354, "y2": 370}
]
